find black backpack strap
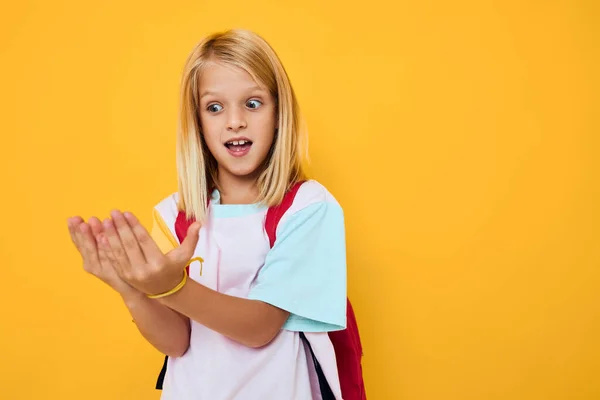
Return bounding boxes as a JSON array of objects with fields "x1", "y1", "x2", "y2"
[
  {"x1": 300, "y1": 332, "x2": 335, "y2": 400},
  {"x1": 155, "y1": 355, "x2": 168, "y2": 390}
]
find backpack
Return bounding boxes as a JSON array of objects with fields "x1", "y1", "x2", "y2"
[{"x1": 155, "y1": 181, "x2": 367, "y2": 400}]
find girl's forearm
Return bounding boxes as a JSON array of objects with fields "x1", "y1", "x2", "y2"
[
  {"x1": 157, "y1": 279, "x2": 289, "y2": 348},
  {"x1": 121, "y1": 291, "x2": 191, "y2": 357}
]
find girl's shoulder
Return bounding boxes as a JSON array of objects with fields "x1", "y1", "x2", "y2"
[
  {"x1": 285, "y1": 179, "x2": 343, "y2": 217},
  {"x1": 154, "y1": 191, "x2": 179, "y2": 206},
  {"x1": 152, "y1": 192, "x2": 180, "y2": 221}
]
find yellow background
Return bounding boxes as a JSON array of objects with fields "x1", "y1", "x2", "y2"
[{"x1": 1, "y1": 1, "x2": 598, "y2": 399}]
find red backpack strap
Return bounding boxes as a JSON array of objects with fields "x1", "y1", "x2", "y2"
[
  {"x1": 175, "y1": 212, "x2": 195, "y2": 243},
  {"x1": 175, "y1": 194, "x2": 212, "y2": 242},
  {"x1": 329, "y1": 299, "x2": 367, "y2": 400},
  {"x1": 266, "y1": 180, "x2": 367, "y2": 399},
  {"x1": 265, "y1": 180, "x2": 305, "y2": 248},
  {"x1": 174, "y1": 194, "x2": 211, "y2": 275},
  {"x1": 174, "y1": 212, "x2": 195, "y2": 275}
]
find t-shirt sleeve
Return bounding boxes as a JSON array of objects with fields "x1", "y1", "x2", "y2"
[{"x1": 247, "y1": 200, "x2": 347, "y2": 332}]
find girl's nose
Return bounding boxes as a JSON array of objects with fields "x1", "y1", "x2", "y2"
[{"x1": 226, "y1": 109, "x2": 247, "y2": 132}]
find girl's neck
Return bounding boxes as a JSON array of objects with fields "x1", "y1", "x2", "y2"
[{"x1": 217, "y1": 169, "x2": 260, "y2": 205}]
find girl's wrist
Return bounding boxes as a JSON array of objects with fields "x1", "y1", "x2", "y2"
[
  {"x1": 119, "y1": 287, "x2": 146, "y2": 304},
  {"x1": 147, "y1": 272, "x2": 188, "y2": 299}
]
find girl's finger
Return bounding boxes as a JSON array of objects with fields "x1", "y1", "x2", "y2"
[
  {"x1": 78, "y1": 223, "x2": 102, "y2": 270},
  {"x1": 110, "y1": 210, "x2": 147, "y2": 266},
  {"x1": 67, "y1": 216, "x2": 85, "y2": 250},
  {"x1": 102, "y1": 218, "x2": 131, "y2": 276},
  {"x1": 88, "y1": 216, "x2": 104, "y2": 239},
  {"x1": 123, "y1": 211, "x2": 164, "y2": 263},
  {"x1": 89, "y1": 217, "x2": 110, "y2": 267},
  {"x1": 97, "y1": 233, "x2": 118, "y2": 270}
]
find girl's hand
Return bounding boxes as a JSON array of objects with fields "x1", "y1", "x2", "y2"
[
  {"x1": 67, "y1": 216, "x2": 138, "y2": 297},
  {"x1": 99, "y1": 210, "x2": 201, "y2": 296}
]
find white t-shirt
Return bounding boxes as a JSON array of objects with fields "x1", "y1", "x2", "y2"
[{"x1": 150, "y1": 180, "x2": 347, "y2": 400}]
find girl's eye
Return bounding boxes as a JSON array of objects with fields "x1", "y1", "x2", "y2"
[
  {"x1": 207, "y1": 104, "x2": 223, "y2": 113},
  {"x1": 246, "y1": 100, "x2": 262, "y2": 109}
]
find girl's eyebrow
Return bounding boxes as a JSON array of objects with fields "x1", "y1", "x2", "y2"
[
  {"x1": 199, "y1": 90, "x2": 217, "y2": 100},
  {"x1": 199, "y1": 86, "x2": 265, "y2": 100}
]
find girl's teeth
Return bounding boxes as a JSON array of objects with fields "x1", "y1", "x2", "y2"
[{"x1": 226, "y1": 140, "x2": 252, "y2": 147}]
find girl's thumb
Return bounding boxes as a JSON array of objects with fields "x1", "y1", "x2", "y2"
[
  {"x1": 171, "y1": 222, "x2": 201, "y2": 264},
  {"x1": 182, "y1": 222, "x2": 201, "y2": 250}
]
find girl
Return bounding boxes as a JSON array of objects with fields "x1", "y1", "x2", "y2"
[{"x1": 67, "y1": 29, "x2": 347, "y2": 399}]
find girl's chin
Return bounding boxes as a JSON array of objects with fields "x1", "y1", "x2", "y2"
[{"x1": 218, "y1": 164, "x2": 262, "y2": 180}]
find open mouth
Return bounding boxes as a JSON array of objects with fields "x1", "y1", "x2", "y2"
[{"x1": 224, "y1": 139, "x2": 253, "y2": 155}]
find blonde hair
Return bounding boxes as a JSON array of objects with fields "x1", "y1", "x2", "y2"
[{"x1": 176, "y1": 29, "x2": 308, "y2": 222}]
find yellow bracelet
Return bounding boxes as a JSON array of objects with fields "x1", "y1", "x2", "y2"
[{"x1": 147, "y1": 272, "x2": 188, "y2": 299}]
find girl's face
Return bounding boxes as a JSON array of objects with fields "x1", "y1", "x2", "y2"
[{"x1": 198, "y1": 61, "x2": 277, "y2": 183}]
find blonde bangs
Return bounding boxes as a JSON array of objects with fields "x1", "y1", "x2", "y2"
[{"x1": 176, "y1": 29, "x2": 308, "y2": 222}]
